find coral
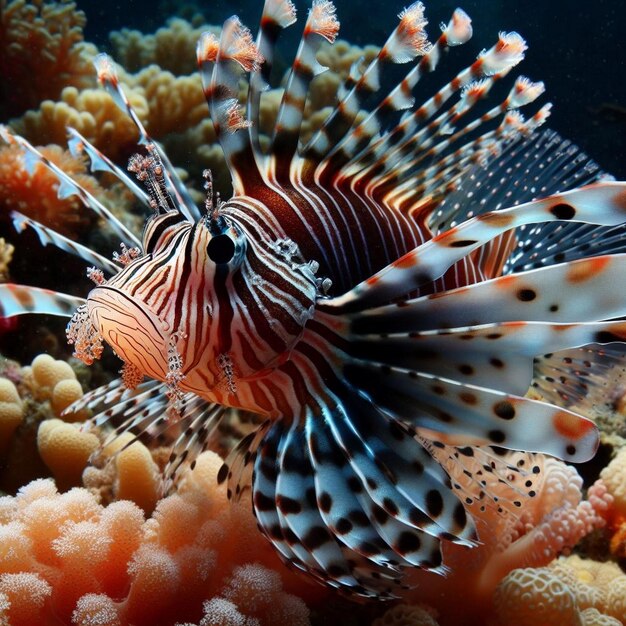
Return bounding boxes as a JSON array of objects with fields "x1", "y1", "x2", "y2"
[
  {"x1": 100, "y1": 433, "x2": 161, "y2": 515},
  {"x1": 0, "y1": 353, "x2": 91, "y2": 493},
  {"x1": 493, "y1": 567, "x2": 582, "y2": 626},
  {"x1": 11, "y1": 86, "x2": 147, "y2": 163},
  {"x1": 599, "y1": 445, "x2": 626, "y2": 522},
  {"x1": 0, "y1": 238, "x2": 14, "y2": 281},
  {"x1": 0, "y1": 377, "x2": 23, "y2": 454},
  {"x1": 0, "y1": 572, "x2": 53, "y2": 625},
  {"x1": 0, "y1": 0, "x2": 97, "y2": 118},
  {"x1": 581, "y1": 609, "x2": 622, "y2": 626},
  {"x1": 0, "y1": 143, "x2": 101, "y2": 237},
  {"x1": 37, "y1": 418, "x2": 99, "y2": 490},
  {"x1": 490, "y1": 556, "x2": 626, "y2": 626},
  {"x1": 110, "y1": 18, "x2": 218, "y2": 76},
  {"x1": 28, "y1": 353, "x2": 87, "y2": 419},
  {"x1": 401, "y1": 454, "x2": 609, "y2": 625},
  {"x1": 0, "y1": 452, "x2": 323, "y2": 625},
  {"x1": 181, "y1": 564, "x2": 310, "y2": 626},
  {"x1": 125, "y1": 66, "x2": 207, "y2": 138}
]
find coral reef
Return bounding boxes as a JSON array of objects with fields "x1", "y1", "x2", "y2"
[
  {"x1": 400, "y1": 454, "x2": 612, "y2": 625},
  {"x1": 491, "y1": 555, "x2": 626, "y2": 626},
  {"x1": 110, "y1": 17, "x2": 218, "y2": 75},
  {"x1": 0, "y1": 0, "x2": 97, "y2": 118},
  {"x1": 0, "y1": 353, "x2": 88, "y2": 493},
  {"x1": 0, "y1": 452, "x2": 321, "y2": 626},
  {"x1": 0, "y1": 143, "x2": 101, "y2": 238},
  {"x1": 0, "y1": 4, "x2": 624, "y2": 626}
]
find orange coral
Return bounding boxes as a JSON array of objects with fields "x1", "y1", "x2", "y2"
[
  {"x1": 0, "y1": 452, "x2": 324, "y2": 626},
  {"x1": 0, "y1": 0, "x2": 97, "y2": 118},
  {"x1": 401, "y1": 454, "x2": 609, "y2": 626},
  {"x1": 0, "y1": 143, "x2": 100, "y2": 237}
]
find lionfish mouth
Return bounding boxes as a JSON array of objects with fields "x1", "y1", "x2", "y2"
[{"x1": 87, "y1": 286, "x2": 169, "y2": 381}]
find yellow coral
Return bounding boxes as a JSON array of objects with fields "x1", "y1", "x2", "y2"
[
  {"x1": 125, "y1": 66, "x2": 208, "y2": 137},
  {"x1": 110, "y1": 18, "x2": 219, "y2": 75},
  {"x1": 0, "y1": 0, "x2": 96, "y2": 117},
  {"x1": 12, "y1": 86, "x2": 147, "y2": 162},
  {"x1": 0, "y1": 378, "x2": 23, "y2": 455},
  {"x1": 0, "y1": 238, "x2": 14, "y2": 281},
  {"x1": 37, "y1": 418, "x2": 99, "y2": 490},
  {"x1": 51, "y1": 378, "x2": 84, "y2": 419},
  {"x1": 493, "y1": 567, "x2": 582, "y2": 626},
  {"x1": 600, "y1": 445, "x2": 626, "y2": 518},
  {"x1": 102, "y1": 433, "x2": 160, "y2": 514}
]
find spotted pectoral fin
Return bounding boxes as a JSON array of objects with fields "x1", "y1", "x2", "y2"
[
  {"x1": 69, "y1": 378, "x2": 225, "y2": 492},
  {"x1": 347, "y1": 319, "x2": 626, "y2": 396},
  {"x1": 249, "y1": 418, "x2": 403, "y2": 598},
  {"x1": 344, "y1": 361, "x2": 598, "y2": 462},
  {"x1": 322, "y1": 182, "x2": 626, "y2": 313},
  {"x1": 532, "y1": 344, "x2": 626, "y2": 410},
  {"x1": 345, "y1": 253, "x2": 626, "y2": 335}
]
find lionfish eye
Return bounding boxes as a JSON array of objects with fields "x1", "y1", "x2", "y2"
[{"x1": 207, "y1": 233, "x2": 236, "y2": 264}]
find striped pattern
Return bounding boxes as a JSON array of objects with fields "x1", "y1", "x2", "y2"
[{"x1": 2, "y1": 0, "x2": 626, "y2": 599}]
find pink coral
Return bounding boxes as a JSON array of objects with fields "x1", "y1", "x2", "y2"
[
  {"x1": 402, "y1": 454, "x2": 607, "y2": 625},
  {"x1": 0, "y1": 452, "x2": 322, "y2": 625}
]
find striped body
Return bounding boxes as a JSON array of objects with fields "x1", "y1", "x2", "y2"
[{"x1": 2, "y1": 0, "x2": 626, "y2": 599}]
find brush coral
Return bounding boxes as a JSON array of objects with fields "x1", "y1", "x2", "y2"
[
  {"x1": 0, "y1": 0, "x2": 97, "y2": 118},
  {"x1": 0, "y1": 451, "x2": 321, "y2": 626}
]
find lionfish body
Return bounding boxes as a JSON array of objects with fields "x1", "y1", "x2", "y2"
[{"x1": 2, "y1": 0, "x2": 626, "y2": 597}]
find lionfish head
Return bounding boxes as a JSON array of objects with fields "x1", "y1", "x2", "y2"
[{"x1": 68, "y1": 151, "x2": 318, "y2": 407}]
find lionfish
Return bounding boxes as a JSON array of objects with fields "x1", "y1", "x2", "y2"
[{"x1": 1, "y1": 0, "x2": 626, "y2": 598}]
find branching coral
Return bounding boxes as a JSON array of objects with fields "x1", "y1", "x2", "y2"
[
  {"x1": 0, "y1": 0, "x2": 97, "y2": 118},
  {"x1": 0, "y1": 452, "x2": 321, "y2": 626}
]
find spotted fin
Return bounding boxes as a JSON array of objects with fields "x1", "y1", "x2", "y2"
[
  {"x1": 344, "y1": 253, "x2": 626, "y2": 334},
  {"x1": 532, "y1": 345, "x2": 626, "y2": 410},
  {"x1": 323, "y1": 181, "x2": 626, "y2": 313},
  {"x1": 343, "y1": 361, "x2": 597, "y2": 462},
  {"x1": 68, "y1": 378, "x2": 224, "y2": 490},
  {"x1": 347, "y1": 318, "x2": 626, "y2": 396},
  {"x1": 248, "y1": 417, "x2": 415, "y2": 597}
]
